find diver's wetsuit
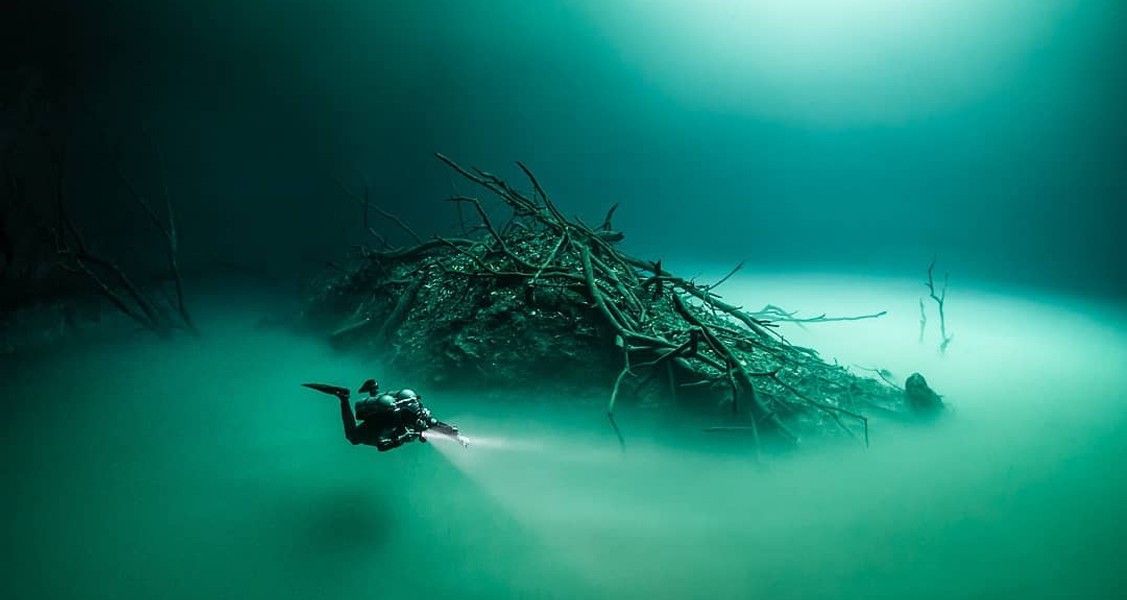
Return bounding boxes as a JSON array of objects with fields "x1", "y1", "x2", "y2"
[
  {"x1": 304, "y1": 380, "x2": 465, "y2": 451},
  {"x1": 336, "y1": 390, "x2": 462, "y2": 452}
]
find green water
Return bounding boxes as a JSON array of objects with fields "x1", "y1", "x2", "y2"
[
  {"x1": 4, "y1": 1, "x2": 1125, "y2": 597},
  {"x1": 3, "y1": 275, "x2": 1124, "y2": 599}
]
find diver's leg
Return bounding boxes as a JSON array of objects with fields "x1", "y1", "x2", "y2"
[{"x1": 339, "y1": 397, "x2": 361, "y2": 444}]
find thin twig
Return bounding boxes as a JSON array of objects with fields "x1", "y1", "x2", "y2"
[
  {"x1": 853, "y1": 365, "x2": 903, "y2": 391},
  {"x1": 446, "y1": 196, "x2": 539, "y2": 270},
  {"x1": 600, "y1": 203, "x2": 619, "y2": 231},
  {"x1": 608, "y1": 347, "x2": 631, "y2": 453},
  {"x1": 918, "y1": 298, "x2": 927, "y2": 344},
  {"x1": 925, "y1": 257, "x2": 953, "y2": 353},
  {"x1": 333, "y1": 178, "x2": 424, "y2": 244},
  {"x1": 149, "y1": 137, "x2": 196, "y2": 333},
  {"x1": 705, "y1": 260, "x2": 744, "y2": 292},
  {"x1": 751, "y1": 303, "x2": 887, "y2": 323}
]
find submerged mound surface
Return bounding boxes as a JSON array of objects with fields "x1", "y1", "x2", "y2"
[{"x1": 303, "y1": 156, "x2": 936, "y2": 447}]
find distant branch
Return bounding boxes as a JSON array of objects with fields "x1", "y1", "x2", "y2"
[
  {"x1": 924, "y1": 257, "x2": 953, "y2": 353},
  {"x1": 917, "y1": 297, "x2": 927, "y2": 344},
  {"x1": 751, "y1": 304, "x2": 887, "y2": 324}
]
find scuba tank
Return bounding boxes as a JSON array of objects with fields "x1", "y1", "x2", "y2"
[{"x1": 353, "y1": 378, "x2": 394, "y2": 421}]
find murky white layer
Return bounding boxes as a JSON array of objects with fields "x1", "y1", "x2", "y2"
[{"x1": 3, "y1": 274, "x2": 1124, "y2": 599}]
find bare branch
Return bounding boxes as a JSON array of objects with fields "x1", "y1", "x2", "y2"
[
  {"x1": 705, "y1": 260, "x2": 744, "y2": 292},
  {"x1": 333, "y1": 177, "x2": 424, "y2": 244},
  {"x1": 925, "y1": 256, "x2": 953, "y2": 352},
  {"x1": 918, "y1": 297, "x2": 927, "y2": 344},
  {"x1": 600, "y1": 203, "x2": 619, "y2": 231}
]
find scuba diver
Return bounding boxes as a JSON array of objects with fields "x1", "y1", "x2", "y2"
[{"x1": 303, "y1": 378, "x2": 470, "y2": 451}]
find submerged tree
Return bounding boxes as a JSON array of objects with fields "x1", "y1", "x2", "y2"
[
  {"x1": 45, "y1": 132, "x2": 196, "y2": 339},
  {"x1": 921, "y1": 256, "x2": 953, "y2": 353},
  {"x1": 303, "y1": 155, "x2": 940, "y2": 452},
  {"x1": 1, "y1": 94, "x2": 197, "y2": 344}
]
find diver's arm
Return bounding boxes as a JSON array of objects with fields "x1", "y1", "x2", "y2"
[
  {"x1": 429, "y1": 420, "x2": 459, "y2": 437},
  {"x1": 376, "y1": 428, "x2": 420, "y2": 452},
  {"x1": 387, "y1": 397, "x2": 469, "y2": 447},
  {"x1": 429, "y1": 419, "x2": 471, "y2": 447}
]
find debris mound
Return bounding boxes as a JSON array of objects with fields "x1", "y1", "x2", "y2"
[{"x1": 303, "y1": 155, "x2": 921, "y2": 449}]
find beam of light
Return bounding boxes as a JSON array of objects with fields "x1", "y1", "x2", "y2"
[
  {"x1": 582, "y1": 0, "x2": 1078, "y2": 124},
  {"x1": 423, "y1": 430, "x2": 545, "y2": 451},
  {"x1": 423, "y1": 418, "x2": 644, "y2": 487},
  {"x1": 424, "y1": 426, "x2": 561, "y2": 478},
  {"x1": 427, "y1": 425, "x2": 638, "y2": 469}
]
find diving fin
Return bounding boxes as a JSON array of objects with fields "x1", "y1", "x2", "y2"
[{"x1": 302, "y1": 382, "x2": 351, "y2": 399}]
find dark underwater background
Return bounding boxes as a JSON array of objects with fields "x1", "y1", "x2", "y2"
[{"x1": 2, "y1": 1, "x2": 1126, "y2": 599}]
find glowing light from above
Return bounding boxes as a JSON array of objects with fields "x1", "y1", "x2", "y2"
[{"x1": 586, "y1": 0, "x2": 1077, "y2": 124}]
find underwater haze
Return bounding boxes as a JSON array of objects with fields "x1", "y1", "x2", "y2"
[
  {"x1": 3, "y1": 1, "x2": 1127, "y2": 599},
  {"x1": 3, "y1": 279, "x2": 1126, "y2": 599}
]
